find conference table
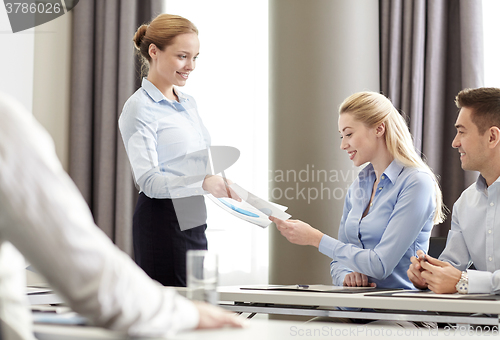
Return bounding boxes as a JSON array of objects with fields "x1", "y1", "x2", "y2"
[
  {"x1": 30, "y1": 285, "x2": 500, "y2": 339},
  {"x1": 33, "y1": 318, "x2": 494, "y2": 340},
  {"x1": 216, "y1": 285, "x2": 500, "y2": 326}
]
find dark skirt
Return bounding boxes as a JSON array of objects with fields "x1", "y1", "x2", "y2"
[{"x1": 133, "y1": 193, "x2": 208, "y2": 287}]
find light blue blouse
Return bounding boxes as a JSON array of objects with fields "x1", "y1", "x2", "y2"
[
  {"x1": 119, "y1": 78, "x2": 211, "y2": 199},
  {"x1": 319, "y1": 160, "x2": 436, "y2": 289}
]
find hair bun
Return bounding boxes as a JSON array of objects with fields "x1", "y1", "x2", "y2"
[{"x1": 133, "y1": 24, "x2": 148, "y2": 50}]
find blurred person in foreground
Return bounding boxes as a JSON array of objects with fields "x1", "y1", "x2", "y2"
[{"x1": 0, "y1": 92, "x2": 243, "y2": 340}]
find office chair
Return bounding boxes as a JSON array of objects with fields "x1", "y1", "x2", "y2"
[{"x1": 427, "y1": 236, "x2": 447, "y2": 258}]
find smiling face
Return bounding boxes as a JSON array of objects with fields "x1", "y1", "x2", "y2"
[
  {"x1": 338, "y1": 113, "x2": 381, "y2": 167},
  {"x1": 452, "y1": 107, "x2": 491, "y2": 172},
  {"x1": 148, "y1": 32, "x2": 200, "y2": 92}
]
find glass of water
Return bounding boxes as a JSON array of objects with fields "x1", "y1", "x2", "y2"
[{"x1": 186, "y1": 250, "x2": 218, "y2": 305}]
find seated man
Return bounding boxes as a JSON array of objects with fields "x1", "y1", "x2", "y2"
[
  {"x1": 408, "y1": 87, "x2": 500, "y2": 295},
  {"x1": 0, "y1": 93, "x2": 243, "y2": 340}
]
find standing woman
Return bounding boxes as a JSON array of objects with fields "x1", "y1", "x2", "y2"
[
  {"x1": 271, "y1": 92, "x2": 445, "y2": 289},
  {"x1": 119, "y1": 14, "x2": 233, "y2": 287}
]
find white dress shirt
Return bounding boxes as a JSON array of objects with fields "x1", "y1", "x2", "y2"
[
  {"x1": 0, "y1": 93, "x2": 199, "y2": 339},
  {"x1": 440, "y1": 174, "x2": 500, "y2": 294},
  {"x1": 119, "y1": 78, "x2": 211, "y2": 199},
  {"x1": 0, "y1": 242, "x2": 35, "y2": 340}
]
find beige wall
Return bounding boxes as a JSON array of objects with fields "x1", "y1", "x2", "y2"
[
  {"x1": 269, "y1": 0, "x2": 380, "y2": 286},
  {"x1": 32, "y1": 12, "x2": 72, "y2": 171}
]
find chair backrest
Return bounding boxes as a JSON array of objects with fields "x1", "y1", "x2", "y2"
[
  {"x1": 427, "y1": 236, "x2": 476, "y2": 269},
  {"x1": 428, "y1": 236, "x2": 447, "y2": 258}
]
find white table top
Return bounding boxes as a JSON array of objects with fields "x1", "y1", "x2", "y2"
[
  {"x1": 34, "y1": 319, "x2": 493, "y2": 340},
  {"x1": 218, "y1": 285, "x2": 500, "y2": 315}
]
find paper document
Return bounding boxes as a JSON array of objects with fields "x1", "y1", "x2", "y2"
[
  {"x1": 230, "y1": 184, "x2": 291, "y2": 220},
  {"x1": 206, "y1": 183, "x2": 291, "y2": 228},
  {"x1": 27, "y1": 287, "x2": 52, "y2": 295}
]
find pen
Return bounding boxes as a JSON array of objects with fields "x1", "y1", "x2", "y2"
[
  {"x1": 296, "y1": 284, "x2": 309, "y2": 289},
  {"x1": 221, "y1": 170, "x2": 232, "y2": 199}
]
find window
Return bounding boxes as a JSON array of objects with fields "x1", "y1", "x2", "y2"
[
  {"x1": 164, "y1": 0, "x2": 269, "y2": 285},
  {"x1": 483, "y1": 0, "x2": 500, "y2": 87}
]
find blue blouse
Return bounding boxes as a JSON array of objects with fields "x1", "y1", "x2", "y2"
[
  {"x1": 318, "y1": 160, "x2": 436, "y2": 289},
  {"x1": 119, "y1": 78, "x2": 211, "y2": 199}
]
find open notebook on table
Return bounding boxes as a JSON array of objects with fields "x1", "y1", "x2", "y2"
[{"x1": 240, "y1": 284, "x2": 402, "y2": 294}]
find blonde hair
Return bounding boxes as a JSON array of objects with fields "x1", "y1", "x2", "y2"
[
  {"x1": 133, "y1": 14, "x2": 198, "y2": 76},
  {"x1": 339, "y1": 92, "x2": 445, "y2": 224}
]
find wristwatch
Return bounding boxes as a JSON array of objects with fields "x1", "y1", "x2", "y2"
[{"x1": 455, "y1": 271, "x2": 469, "y2": 294}]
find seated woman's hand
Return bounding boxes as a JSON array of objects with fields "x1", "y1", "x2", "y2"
[
  {"x1": 343, "y1": 272, "x2": 376, "y2": 287},
  {"x1": 202, "y1": 175, "x2": 241, "y2": 201},
  {"x1": 407, "y1": 249, "x2": 429, "y2": 290},
  {"x1": 269, "y1": 216, "x2": 324, "y2": 248}
]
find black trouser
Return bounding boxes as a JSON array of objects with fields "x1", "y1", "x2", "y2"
[{"x1": 133, "y1": 193, "x2": 208, "y2": 287}]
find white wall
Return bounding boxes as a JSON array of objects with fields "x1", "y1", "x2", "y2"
[
  {"x1": 0, "y1": 6, "x2": 35, "y2": 112},
  {"x1": 164, "y1": 0, "x2": 270, "y2": 286},
  {"x1": 0, "y1": 6, "x2": 71, "y2": 171},
  {"x1": 483, "y1": 0, "x2": 500, "y2": 87}
]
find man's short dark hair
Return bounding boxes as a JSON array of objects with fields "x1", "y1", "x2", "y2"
[{"x1": 455, "y1": 87, "x2": 500, "y2": 135}]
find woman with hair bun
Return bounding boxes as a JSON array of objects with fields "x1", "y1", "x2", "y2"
[
  {"x1": 271, "y1": 91, "x2": 445, "y2": 290},
  {"x1": 119, "y1": 14, "x2": 234, "y2": 287}
]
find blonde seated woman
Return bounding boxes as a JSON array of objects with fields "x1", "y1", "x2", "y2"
[{"x1": 271, "y1": 92, "x2": 445, "y2": 290}]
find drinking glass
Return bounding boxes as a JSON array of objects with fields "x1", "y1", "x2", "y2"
[{"x1": 186, "y1": 250, "x2": 218, "y2": 305}]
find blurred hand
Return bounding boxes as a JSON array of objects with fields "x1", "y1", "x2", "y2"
[
  {"x1": 202, "y1": 175, "x2": 241, "y2": 201},
  {"x1": 343, "y1": 272, "x2": 376, "y2": 287},
  {"x1": 269, "y1": 216, "x2": 324, "y2": 248},
  {"x1": 194, "y1": 301, "x2": 246, "y2": 329},
  {"x1": 419, "y1": 254, "x2": 461, "y2": 294},
  {"x1": 407, "y1": 249, "x2": 429, "y2": 290}
]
